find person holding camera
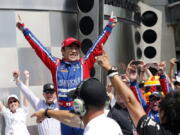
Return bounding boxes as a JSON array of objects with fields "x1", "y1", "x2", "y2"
[
  {"x1": 96, "y1": 50, "x2": 180, "y2": 135},
  {"x1": 128, "y1": 61, "x2": 172, "y2": 123}
]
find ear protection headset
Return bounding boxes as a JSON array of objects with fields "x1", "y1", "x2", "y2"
[
  {"x1": 73, "y1": 98, "x2": 86, "y2": 116},
  {"x1": 73, "y1": 78, "x2": 100, "y2": 116},
  {"x1": 73, "y1": 78, "x2": 107, "y2": 116},
  {"x1": 73, "y1": 79, "x2": 89, "y2": 116}
]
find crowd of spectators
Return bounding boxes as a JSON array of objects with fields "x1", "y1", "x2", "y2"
[{"x1": 0, "y1": 13, "x2": 180, "y2": 135}]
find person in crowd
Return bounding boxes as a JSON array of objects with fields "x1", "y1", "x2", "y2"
[
  {"x1": 106, "y1": 82, "x2": 115, "y2": 107},
  {"x1": 127, "y1": 60, "x2": 173, "y2": 123},
  {"x1": 32, "y1": 75, "x2": 135, "y2": 135},
  {"x1": 96, "y1": 50, "x2": 180, "y2": 134},
  {"x1": 16, "y1": 15, "x2": 117, "y2": 135},
  {"x1": 143, "y1": 76, "x2": 161, "y2": 102},
  {"x1": 168, "y1": 58, "x2": 177, "y2": 84},
  {"x1": 32, "y1": 78, "x2": 123, "y2": 135},
  {"x1": 173, "y1": 71, "x2": 180, "y2": 90},
  {"x1": 13, "y1": 70, "x2": 61, "y2": 135},
  {"x1": 147, "y1": 91, "x2": 162, "y2": 123},
  {"x1": 0, "y1": 71, "x2": 30, "y2": 135},
  {"x1": 107, "y1": 84, "x2": 137, "y2": 135},
  {"x1": 168, "y1": 58, "x2": 180, "y2": 90},
  {"x1": 32, "y1": 51, "x2": 180, "y2": 134}
]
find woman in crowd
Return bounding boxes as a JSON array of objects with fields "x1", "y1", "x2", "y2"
[{"x1": 0, "y1": 71, "x2": 30, "y2": 135}]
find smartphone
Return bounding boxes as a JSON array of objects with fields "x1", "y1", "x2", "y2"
[
  {"x1": 145, "y1": 63, "x2": 158, "y2": 69},
  {"x1": 175, "y1": 59, "x2": 180, "y2": 64},
  {"x1": 131, "y1": 61, "x2": 142, "y2": 65},
  {"x1": 120, "y1": 74, "x2": 126, "y2": 80}
]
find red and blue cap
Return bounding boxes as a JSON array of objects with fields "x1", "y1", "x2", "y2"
[
  {"x1": 149, "y1": 91, "x2": 162, "y2": 98},
  {"x1": 61, "y1": 37, "x2": 81, "y2": 48}
]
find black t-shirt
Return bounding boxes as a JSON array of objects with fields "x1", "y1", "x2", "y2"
[
  {"x1": 108, "y1": 103, "x2": 135, "y2": 135},
  {"x1": 137, "y1": 115, "x2": 179, "y2": 135}
]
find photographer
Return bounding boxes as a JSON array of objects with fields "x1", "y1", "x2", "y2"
[{"x1": 96, "y1": 50, "x2": 180, "y2": 135}]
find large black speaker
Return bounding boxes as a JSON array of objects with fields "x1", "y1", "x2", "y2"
[
  {"x1": 132, "y1": 2, "x2": 162, "y2": 63},
  {"x1": 77, "y1": 0, "x2": 100, "y2": 54},
  {"x1": 77, "y1": 0, "x2": 101, "y2": 77}
]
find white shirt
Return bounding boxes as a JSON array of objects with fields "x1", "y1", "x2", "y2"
[
  {"x1": 84, "y1": 113, "x2": 123, "y2": 135},
  {"x1": 17, "y1": 82, "x2": 61, "y2": 135},
  {"x1": 0, "y1": 106, "x2": 30, "y2": 135}
]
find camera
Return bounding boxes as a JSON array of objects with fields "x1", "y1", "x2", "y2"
[
  {"x1": 145, "y1": 63, "x2": 158, "y2": 69},
  {"x1": 175, "y1": 59, "x2": 180, "y2": 64},
  {"x1": 131, "y1": 60, "x2": 142, "y2": 65},
  {"x1": 120, "y1": 74, "x2": 126, "y2": 80}
]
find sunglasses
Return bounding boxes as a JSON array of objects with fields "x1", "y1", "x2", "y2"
[
  {"x1": 44, "y1": 91, "x2": 55, "y2": 94},
  {"x1": 8, "y1": 99, "x2": 18, "y2": 104},
  {"x1": 145, "y1": 86, "x2": 150, "y2": 91},
  {"x1": 149, "y1": 96, "x2": 161, "y2": 102}
]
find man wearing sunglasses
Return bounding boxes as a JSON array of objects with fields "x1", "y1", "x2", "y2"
[
  {"x1": 13, "y1": 71, "x2": 61, "y2": 135},
  {"x1": 147, "y1": 91, "x2": 162, "y2": 123}
]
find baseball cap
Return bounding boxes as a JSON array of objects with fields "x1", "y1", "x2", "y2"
[
  {"x1": 43, "y1": 83, "x2": 55, "y2": 92},
  {"x1": 61, "y1": 37, "x2": 81, "y2": 48},
  {"x1": 76, "y1": 78, "x2": 107, "y2": 107},
  {"x1": 7, "y1": 94, "x2": 19, "y2": 102},
  {"x1": 149, "y1": 91, "x2": 162, "y2": 99},
  {"x1": 174, "y1": 71, "x2": 180, "y2": 83}
]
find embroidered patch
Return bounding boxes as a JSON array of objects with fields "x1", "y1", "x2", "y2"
[{"x1": 61, "y1": 69, "x2": 68, "y2": 72}]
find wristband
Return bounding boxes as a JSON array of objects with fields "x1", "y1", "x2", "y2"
[
  {"x1": 108, "y1": 71, "x2": 119, "y2": 78},
  {"x1": 44, "y1": 108, "x2": 51, "y2": 118},
  {"x1": 107, "y1": 66, "x2": 118, "y2": 75},
  {"x1": 17, "y1": 23, "x2": 25, "y2": 31}
]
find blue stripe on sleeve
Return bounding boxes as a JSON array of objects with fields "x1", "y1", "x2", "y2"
[
  {"x1": 84, "y1": 27, "x2": 109, "y2": 60},
  {"x1": 23, "y1": 29, "x2": 56, "y2": 63}
]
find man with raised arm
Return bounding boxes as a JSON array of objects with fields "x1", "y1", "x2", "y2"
[
  {"x1": 32, "y1": 78, "x2": 123, "y2": 135},
  {"x1": 16, "y1": 15, "x2": 117, "y2": 135},
  {"x1": 96, "y1": 50, "x2": 180, "y2": 135},
  {"x1": 13, "y1": 71, "x2": 61, "y2": 135}
]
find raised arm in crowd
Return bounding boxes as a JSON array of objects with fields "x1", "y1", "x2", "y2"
[{"x1": 96, "y1": 50, "x2": 180, "y2": 134}]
